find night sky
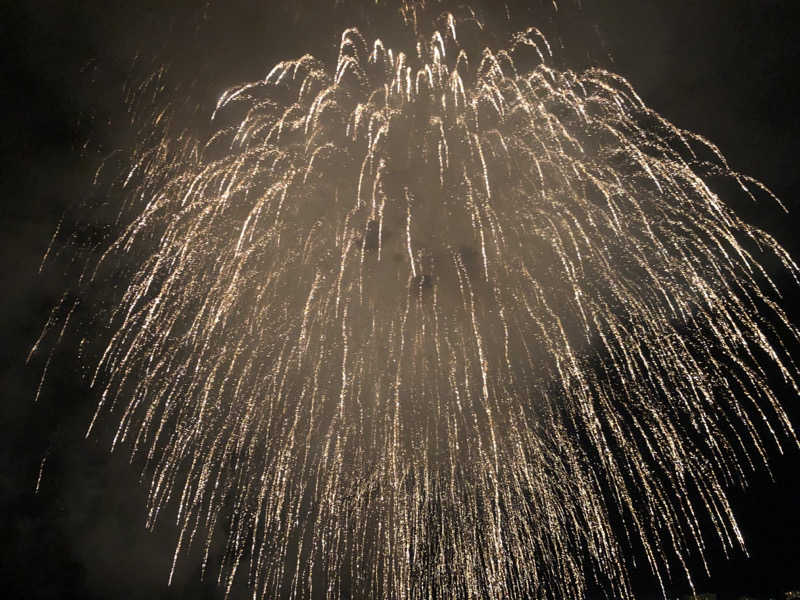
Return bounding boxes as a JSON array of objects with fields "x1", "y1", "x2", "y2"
[{"x1": 2, "y1": 2, "x2": 799, "y2": 599}]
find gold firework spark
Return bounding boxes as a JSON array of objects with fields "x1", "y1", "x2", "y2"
[{"x1": 34, "y1": 5, "x2": 799, "y2": 599}]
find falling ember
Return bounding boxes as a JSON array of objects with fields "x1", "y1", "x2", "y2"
[{"x1": 34, "y1": 3, "x2": 799, "y2": 599}]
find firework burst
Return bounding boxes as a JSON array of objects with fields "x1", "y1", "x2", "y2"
[{"x1": 35, "y1": 4, "x2": 799, "y2": 599}]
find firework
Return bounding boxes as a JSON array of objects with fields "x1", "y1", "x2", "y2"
[{"x1": 35, "y1": 4, "x2": 799, "y2": 599}]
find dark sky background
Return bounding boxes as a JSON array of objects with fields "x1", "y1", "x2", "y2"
[{"x1": 1, "y1": 1, "x2": 799, "y2": 599}]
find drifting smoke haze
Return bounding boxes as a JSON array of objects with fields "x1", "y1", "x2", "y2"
[{"x1": 17, "y1": 1, "x2": 800, "y2": 599}]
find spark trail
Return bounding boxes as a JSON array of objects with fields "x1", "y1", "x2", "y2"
[{"x1": 36, "y1": 4, "x2": 799, "y2": 599}]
